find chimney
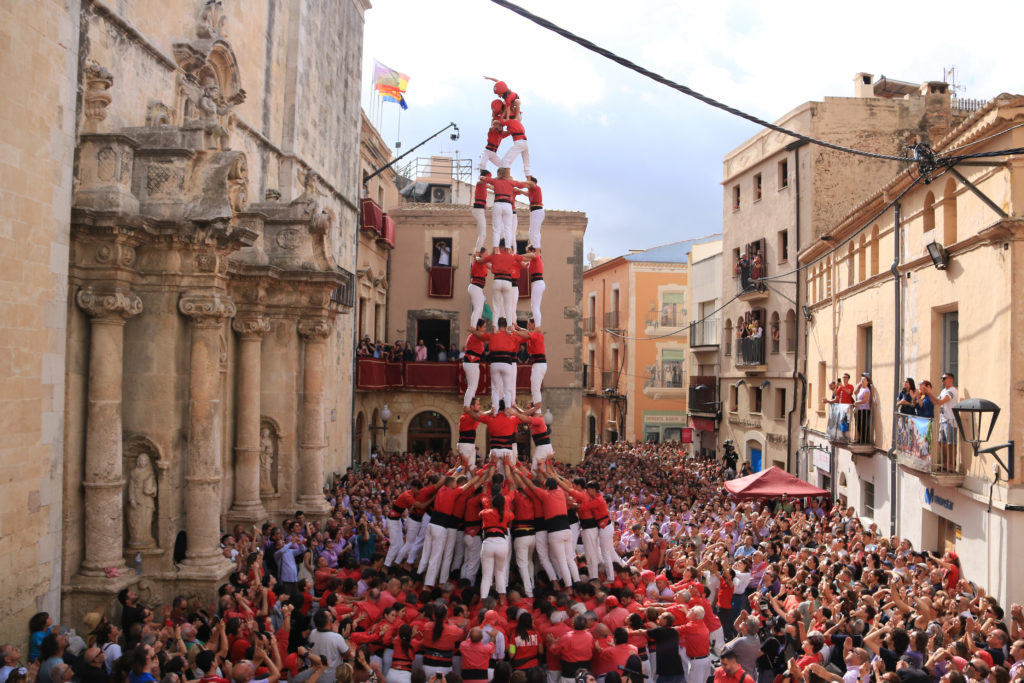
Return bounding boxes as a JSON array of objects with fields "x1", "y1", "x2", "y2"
[
  {"x1": 920, "y1": 81, "x2": 952, "y2": 143},
  {"x1": 854, "y1": 72, "x2": 874, "y2": 98}
]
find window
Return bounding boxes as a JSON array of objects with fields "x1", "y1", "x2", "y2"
[
  {"x1": 858, "y1": 235, "x2": 867, "y2": 281},
  {"x1": 587, "y1": 348, "x2": 596, "y2": 389},
  {"x1": 943, "y1": 178, "x2": 957, "y2": 246},
  {"x1": 431, "y1": 237, "x2": 452, "y2": 266},
  {"x1": 870, "y1": 225, "x2": 879, "y2": 276},
  {"x1": 778, "y1": 158, "x2": 789, "y2": 189},
  {"x1": 750, "y1": 387, "x2": 763, "y2": 414},
  {"x1": 660, "y1": 291, "x2": 686, "y2": 327},
  {"x1": 785, "y1": 309, "x2": 796, "y2": 353},
  {"x1": 377, "y1": 185, "x2": 384, "y2": 206},
  {"x1": 817, "y1": 361, "x2": 827, "y2": 408},
  {"x1": 732, "y1": 185, "x2": 740, "y2": 211},
  {"x1": 863, "y1": 481, "x2": 876, "y2": 519},
  {"x1": 724, "y1": 319, "x2": 733, "y2": 355},
  {"x1": 923, "y1": 191, "x2": 936, "y2": 232},
  {"x1": 769, "y1": 311, "x2": 780, "y2": 354},
  {"x1": 775, "y1": 388, "x2": 787, "y2": 419},
  {"x1": 847, "y1": 244, "x2": 855, "y2": 288},
  {"x1": 730, "y1": 385, "x2": 739, "y2": 413},
  {"x1": 942, "y1": 311, "x2": 958, "y2": 379},
  {"x1": 825, "y1": 257, "x2": 833, "y2": 298},
  {"x1": 660, "y1": 349, "x2": 685, "y2": 388},
  {"x1": 754, "y1": 173, "x2": 763, "y2": 201},
  {"x1": 860, "y1": 325, "x2": 873, "y2": 376},
  {"x1": 777, "y1": 229, "x2": 789, "y2": 263}
]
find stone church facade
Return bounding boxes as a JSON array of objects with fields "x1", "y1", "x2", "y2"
[{"x1": 0, "y1": 0, "x2": 369, "y2": 642}]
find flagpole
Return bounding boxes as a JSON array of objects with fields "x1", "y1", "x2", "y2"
[{"x1": 397, "y1": 106, "x2": 402, "y2": 148}]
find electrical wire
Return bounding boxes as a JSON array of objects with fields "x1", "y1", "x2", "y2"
[
  {"x1": 489, "y1": 0, "x2": 919, "y2": 163},
  {"x1": 941, "y1": 122, "x2": 1024, "y2": 155}
]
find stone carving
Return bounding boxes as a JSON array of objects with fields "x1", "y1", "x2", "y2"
[
  {"x1": 265, "y1": 188, "x2": 281, "y2": 201},
  {"x1": 298, "y1": 318, "x2": 333, "y2": 341},
  {"x1": 147, "y1": 162, "x2": 184, "y2": 196},
  {"x1": 276, "y1": 229, "x2": 301, "y2": 250},
  {"x1": 197, "y1": 0, "x2": 227, "y2": 40},
  {"x1": 97, "y1": 147, "x2": 117, "y2": 182},
  {"x1": 120, "y1": 149, "x2": 133, "y2": 186},
  {"x1": 196, "y1": 253, "x2": 217, "y2": 272},
  {"x1": 76, "y1": 288, "x2": 143, "y2": 320},
  {"x1": 231, "y1": 315, "x2": 271, "y2": 339},
  {"x1": 198, "y1": 79, "x2": 231, "y2": 150},
  {"x1": 127, "y1": 453, "x2": 157, "y2": 548},
  {"x1": 146, "y1": 101, "x2": 172, "y2": 127},
  {"x1": 179, "y1": 293, "x2": 236, "y2": 326},
  {"x1": 227, "y1": 155, "x2": 248, "y2": 214},
  {"x1": 83, "y1": 61, "x2": 114, "y2": 125},
  {"x1": 311, "y1": 208, "x2": 332, "y2": 235},
  {"x1": 259, "y1": 424, "x2": 277, "y2": 494}
]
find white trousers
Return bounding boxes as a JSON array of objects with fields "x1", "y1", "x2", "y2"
[
  {"x1": 688, "y1": 655, "x2": 712, "y2": 683},
  {"x1": 492, "y1": 203, "x2": 514, "y2": 248},
  {"x1": 489, "y1": 447, "x2": 513, "y2": 478},
  {"x1": 505, "y1": 209, "x2": 518, "y2": 247},
  {"x1": 386, "y1": 669, "x2": 411, "y2": 683},
  {"x1": 528, "y1": 208, "x2": 545, "y2": 248},
  {"x1": 513, "y1": 533, "x2": 537, "y2": 597},
  {"x1": 480, "y1": 535, "x2": 510, "y2": 597},
  {"x1": 502, "y1": 285, "x2": 519, "y2": 326},
  {"x1": 534, "y1": 529, "x2": 558, "y2": 583},
  {"x1": 532, "y1": 443, "x2": 553, "y2": 472},
  {"x1": 479, "y1": 148, "x2": 502, "y2": 171},
  {"x1": 570, "y1": 522, "x2": 581, "y2": 564},
  {"x1": 530, "y1": 362, "x2": 547, "y2": 404},
  {"x1": 471, "y1": 207, "x2": 487, "y2": 252},
  {"x1": 598, "y1": 523, "x2": 618, "y2": 580},
  {"x1": 581, "y1": 526, "x2": 601, "y2": 580},
  {"x1": 490, "y1": 362, "x2": 515, "y2": 409},
  {"x1": 457, "y1": 441, "x2": 477, "y2": 470},
  {"x1": 451, "y1": 526, "x2": 465, "y2": 573},
  {"x1": 395, "y1": 517, "x2": 422, "y2": 564},
  {"x1": 438, "y1": 526, "x2": 459, "y2": 583},
  {"x1": 530, "y1": 280, "x2": 545, "y2": 326},
  {"x1": 416, "y1": 514, "x2": 435, "y2": 573},
  {"x1": 492, "y1": 279, "x2": 512, "y2": 322},
  {"x1": 500, "y1": 139, "x2": 530, "y2": 175},
  {"x1": 460, "y1": 533, "x2": 482, "y2": 580},
  {"x1": 384, "y1": 517, "x2": 406, "y2": 566},
  {"x1": 547, "y1": 528, "x2": 575, "y2": 586},
  {"x1": 709, "y1": 627, "x2": 725, "y2": 655},
  {"x1": 468, "y1": 284, "x2": 486, "y2": 329},
  {"x1": 462, "y1": 361, "x2": 481, "y2": 408},
  {"x1": 422, "y1": 522, "x2": 448, "y2": 586}
]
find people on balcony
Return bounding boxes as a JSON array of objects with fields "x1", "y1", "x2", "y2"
[
  {"x1": 935, "y1": 372, "x2": 959, "y2": 472},
  {"x1": 896, "y1": 378, "x2": 917, "y2": 415},
  {"x1": 915, "y1": 380, "x2": 935, "y2": 418},
  {"x1": 854, "y1": 373, "x2": 872, "y2": 445}
]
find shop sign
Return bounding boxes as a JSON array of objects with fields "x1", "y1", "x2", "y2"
[
  {"x1": 812, "y1": 448, "x2": 830, "y2": 472},
  {"x1": 924, "y1": 487, "x2": 954, "y2": 511}
]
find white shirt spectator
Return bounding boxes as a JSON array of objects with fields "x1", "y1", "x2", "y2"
[{"x1": 307, "y1": 628, "x2": 350, "y2": 668}]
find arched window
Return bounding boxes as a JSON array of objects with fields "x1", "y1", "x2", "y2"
[
  {"x1": 785, "y1": 309, "x2": 797, "y2": 353},
  {"x1": 943, "y1": 178, "x2": 957, "y2": 246},
  {"x1": 724, "y1": 319, "x2": 733, "y2": 355},
  {"x1": 923, "y1": 191, "x2": 936, "y2": 232},
  {"x1": 870, "y1": 225, "x2": 879, "y2": 276},
  {"x1": 825, "y1": 257, "x2": 833, "y2": 298},
  {"x1": 858, "y1": 234, "x2": 867, "y2": 281},
  {"x1": 770, "y1": 311, "x2": 781, "y2": 354},
  {"x1": 846, "y1": 243, "x2": 855, "y2": 288}
]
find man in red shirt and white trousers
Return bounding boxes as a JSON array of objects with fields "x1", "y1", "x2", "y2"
[
  {"x1": 520, "y1": 246, "x2": 545, "y2": 326},
  {"x1": 471, "y1": 174, "x2": 492, "y2": 253},
  {"x1": 478, "y1": 107, "x2": 507, "y2": 173},
  {"x1": 677, "y1": 605, "x2": 712, "y2": 683},
  {"x1": 384, "y1": 479, "x2": 423, "y2": 568},
  {"x1": 510, "y1": 402, "x2": 553, "y2": 473},
  {"x1": 480, "y1": 169, "x2": 527, "y2": 250},
  {"x1": 513, "y1": 319, "x2": 546, "y2": 412},
  {"x1": 478, "y1": 244, "x2": 518, "y2": 325},
  {"x1": 518, "y1": 176, "x2": 545, "y2": 249},
  {"x1": 499, "y1": 118, "x2": 530, "y2": 177},
  {"x1": 470, "y1": 317, "x2": 518, "y2": 411},
  {"x1": 462, "y1": 322, "x2": 487, "y2": 412}
]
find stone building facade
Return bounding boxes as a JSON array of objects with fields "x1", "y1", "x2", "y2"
[{"x1": 0, "y1": 0, "x2": 370, "y2": 643}]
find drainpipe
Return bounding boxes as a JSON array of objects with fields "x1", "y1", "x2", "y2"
[
  {"x1": 888, "y1": 201, "x2": 902, "y2": 535},
  {"x1": 786, "y1": 141, "x2": 807, "y2": 474}
]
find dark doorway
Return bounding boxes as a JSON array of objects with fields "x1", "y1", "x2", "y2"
[
  {"x1": 416, "y1": 318, "x2": 451, "y2": 360},
  {"x1": 407, "y1": 411, "x2": 451, "y2": 455},
  {"x1": 588, "y1": 416, "x2": 597, "y2": 445}
]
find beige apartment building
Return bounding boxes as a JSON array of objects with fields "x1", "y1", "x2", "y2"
[
  {"x1": 0, "y1": 0, "x2": 369, "y2": 642},
  {"x1": 719, "y1": 74, "x2": 968, "y2": 475},
  {"x1": 686, "y1": 237, "x2": 723, "y2": 458},
  {"x1": 800, "y1": 93, "x2": 1024, "y2": 605},
  {"x1": 353, "y1": 159, "x2": 588, "y2": 463},
  {"x1": 581, "y1": 239, "x2": 718, "y2": 446}
]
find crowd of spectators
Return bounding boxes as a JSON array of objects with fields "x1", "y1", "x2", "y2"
[
  {"x1": 356, "y1": 335, "x2": 537, "y2": 366},
  {"x1": 6, "y1": 439, "x2": 1022, "y2": 683}
]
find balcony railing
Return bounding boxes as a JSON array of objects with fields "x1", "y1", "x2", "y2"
[
  {"x1": 360, "y1": 198, "x2": 384, "y2": 235},
  {"x1": 603, "y1": 310, "x2": 621, "y2": 330},
  {"x1": 355, "y1": 358, "x2": 533, "y2": 395},
  {"x1": 688, "y1": 376, "x2": 718, "y2": 413},
  {"x1": 645, "y1": 374, "x2": 685, "y2": 389},
  {"x1": 582, "y1": 317, "x2": 596, "y2": 335},
  {"x1": 825, "y1": 403, "x2": 874, "y2": 452},
  {"x1": 894, "y1": 411, "x2": 963, "y2": 481},
  {"x1": 646, "y1": 310, "x2": 685, "y2": 328},
  {"x1": 690, "y1": 319, "x2": 719, "y2": 347},
  {"x1": 735, "y1": 337, "x2": 765, "y2": 367},
  {"x1": 601, "y1": 370, "x2": 617, "y2": 391}
]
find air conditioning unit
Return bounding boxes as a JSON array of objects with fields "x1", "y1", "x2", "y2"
[{"x1": 430, "y1": 184, "x2": 452, "y2": 204}]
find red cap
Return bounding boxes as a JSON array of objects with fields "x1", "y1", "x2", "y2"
[
  {"x1": 974, "y1": 650, "x2": 994, "y2": 669},
  {"x1": 948, "y1": 551, "x2": 959, "y2": 561},
  {"x1": 493, "y1": 81, "x2": 508, "y2": 95},
  {"x1": 491, "y1": 99, "x2": 504, "y2": 115},
  {"x1": 605, "y1": 596, "x2": 619, "y2": 608},
  {"x1": 640, "y1": 570, "x2": 655, "y2": 582},
  {"x1": 951, "y1": 657, "x2": 967, "y2": 673}
]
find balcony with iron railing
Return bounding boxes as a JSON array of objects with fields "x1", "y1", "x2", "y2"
[
  {"x1": 688, "y1": 376, "x2": 719, "y2": 415},
  {"x1": 645, "y1": 310, "x2": 686, "y2": 329},
  {"x1": 603, "y1": 310, "x2": 621, "y2": 330},
  {"x1": 643, "y1": 367, "x2": 686, "y2": 399},
  {"x1": 601, "y1": 370, "x2": 618, "y2": 392},
  {"x1": 824, "y1": 404, "x2": 876, "y2": 455},
  {"x1": 893, "y1": 410, "x2": 964, "y2": 486},
  {"x1": 689, "y1": 319, "x2": 719, "y2": 348},
  {"x1": 735, "y1": 337, "x2": 766, "y2": 371},
  {"x1": 582, "y1": 317, "x2": 596, "y2": 336}
]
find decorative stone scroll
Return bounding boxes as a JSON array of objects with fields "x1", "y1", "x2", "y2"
[
  {"x1": 179, "y1": 292, "x2": 236, "y2": 326},
  {"x1": 76, "y1": 288, "x2": 143, "y2": 321}
]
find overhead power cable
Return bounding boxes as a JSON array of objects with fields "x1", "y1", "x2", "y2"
[{"x1": 489, "y1": 0, "x2": 918, "y2": 163}]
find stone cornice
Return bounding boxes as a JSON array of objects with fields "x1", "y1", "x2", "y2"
[
  {"x1": 298, "y1": 318, "x2": 333, "y2": 341},
  {"x1": 231, "y1": 315, "x2": 271, "y2": 339}
]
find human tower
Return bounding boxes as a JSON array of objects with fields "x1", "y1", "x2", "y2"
[{"x1": 382, "y1": 80, "x2": 617, "y2": 604}]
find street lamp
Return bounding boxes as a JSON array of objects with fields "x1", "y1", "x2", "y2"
[
  {"x1": 380, "y1": 404, "x2": 392, "y2": 454},
  {"x1": 952, "y1": 398, "x2": 1015, "y2": 480}
]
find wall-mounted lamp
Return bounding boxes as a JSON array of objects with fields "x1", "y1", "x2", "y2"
[{"x1": 926, "y1": 241, "x2": 950, "y2": 270}]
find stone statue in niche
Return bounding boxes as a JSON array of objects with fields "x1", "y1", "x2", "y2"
[
  {"x1": 259, "y1": 426, "x2": 276, "y2": 494},
  {"x1": 197, "y1": 77, "x2": 245, "y2": 150},
  {"x1": 127, "y1": 454, "x2": 157, "y2": 547}
]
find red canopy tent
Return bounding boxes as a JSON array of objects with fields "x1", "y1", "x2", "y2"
[{"x1": 724, "y1": 466, "x2": 829, "y2": 500}]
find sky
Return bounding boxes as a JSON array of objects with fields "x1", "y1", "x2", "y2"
[{"x1": 361, "y1": 0, "x2": 1021, "y2": 260}]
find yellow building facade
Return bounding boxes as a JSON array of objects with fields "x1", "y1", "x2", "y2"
[{"x1": 800, "y1": 94, "x2": 1024, "y2": 605}]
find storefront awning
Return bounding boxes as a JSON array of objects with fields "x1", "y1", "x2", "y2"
[{"x1": 690, "y1": 416, "x2": 716, "y2": 432}]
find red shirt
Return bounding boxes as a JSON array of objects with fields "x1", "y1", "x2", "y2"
[
  {"x1": 836, "y1": 384, "x2": 855, "y2": 404},
  {"x1": 459, "y1": 639, "x2": 495, "y2": 670},
  {"x1": 464, "y1": 493, "x2": 485, "y2": 536},
  {"x1": 410, "y1": 484, "x2": 436, "y2": 521},
  {"x1": 512, "y1": 489, "x2": 537, "y2": 522},
  {"x1": 501, "y1": 118, "x2": 526, "y2": 140},
  {"x1": 478, "y1": 411, "x2": 517, "y2": 442},
  {"x1": 464, "y1": 333, "x2": 486, "y2": 361},
  {"x1": 469, "y1": 260, "x2": 489, "y2": 288},
  {"x1": 593, "y1": 641, "x2": 638, "y2": 676},
  {"x1": 542, "y1": 621, "x2": 571, "y2": 670},
  {"x1": 390, "y1": 489, "x2": 415, "y2": 519},
  {"x1": 480, "y1": 505, "x2": 514, "y2": 534},
  {"x1": 484, "y1": 127, "x2": 507, "y2": 151},
  {"x1": 528, "y1": 254, "x2": 544, "y2": 279},
  {"x1": 474, "y1": 181, "x2": 490, "y2": 205},
  {"x1": 676, "y1": 619, "x2": 710, "y2": 657},
  {"x1": 532, "y1": 486, "x2": 569, "y2": 521},
  {"x1": 551, "y1": 628, "x2": 594, "y2": 664},
  {"x1": 484, "y1": 176, "x2": 523, "y2": 204},
  {"x1": 511, "y1": 629, "x2": 542, "y2": 669},
  {"x1": 482, "y1": 252, "x2": 519, "y2": 280},
  {"x1": 433, "y1": 485, "x2": 460, "y2": 519},
  {"x1": 527, "y1": 184, "x2": 543, "y2": 207},
  {"x1": 526, "y1": 331, "x2": 545, "y2": 357}
]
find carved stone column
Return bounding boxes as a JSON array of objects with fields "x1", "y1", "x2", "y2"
[
  {"x1": 76, "y1": 288, "x2": 143, "y2": 575},
  {"x1": 178, "y1": 293, "x2": 236, "y2": 568},
  {"x1": 297, "y1": 318, "x2": 333, "y2": 514},
  {"x1": 228, "y1": 314, "x2": 271, "y2": 523}
]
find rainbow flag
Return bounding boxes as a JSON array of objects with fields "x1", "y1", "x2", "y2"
[{"x1": 373, "y1": 60, "x2": 409, "y2": 95}]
